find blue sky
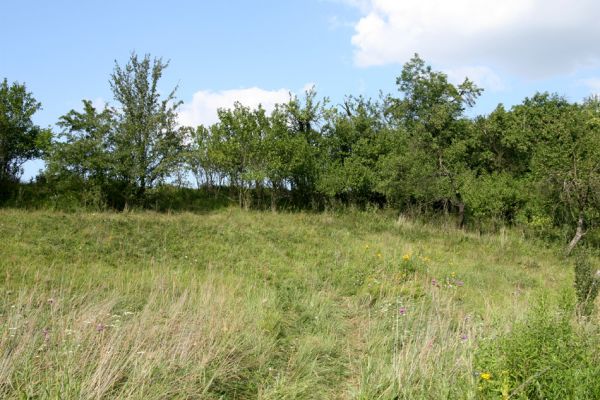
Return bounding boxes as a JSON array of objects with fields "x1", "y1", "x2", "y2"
[{"x1": 3, "y1": 0, "x2": 600, "y2": 179}]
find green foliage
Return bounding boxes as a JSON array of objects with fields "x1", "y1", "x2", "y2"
[
  {"x1": 0, "y1": 78, "x2": 50, "y2": 189},
  {"x1": 574, "y1": 252, "x2": 600, "y2": 317},
  {"x1": 475, "y1": 294, "x2": 600, "y2": 399},
  {"x1": 461, "y1": 172, "x2": 527, "y2": 226},
  {"x1": 319, "y1": 96, "x2": 388, "y2": 206},
  {"x1": 11, "y1": 53, "x2": 600, "y2": 255},
  {"x1": 46, "y1": 100, "x2": 116, "y2": 208},
  {"x1": 109, "y1": 53, "x2": 186, "y2": 203},
  {"x1": 45, "y1": 53, "x2": 186, "y2": 208},
  {"x1": 386, "y1": 54, "x2": 483, "y2": 226}
]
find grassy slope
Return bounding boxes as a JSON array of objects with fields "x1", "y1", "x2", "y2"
[{"x1": 0, "y1": 209, "x2": 577, "y2": 399}]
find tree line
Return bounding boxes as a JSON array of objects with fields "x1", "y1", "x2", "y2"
[{"x1": 2, "y1": 53, "x2": 600, "y2": 252}]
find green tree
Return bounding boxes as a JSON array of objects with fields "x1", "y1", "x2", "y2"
[
  {"x1": 46, "y1": 100, "x2": 116, "y2": 207},
  {"x1": 110, "y1": 53, "x2": 186, "y2": 204},
  {"x1": 0, "y1": 78, "x2": 49, "y2": 185},
  {"x1": 47, "y1": 53, "x2": 186, "y2": 208},
  {"x1": 283, "y1": 88, "x2": 326, "y2": 207},
  {"x1": 388, "y1": 55, "x2": 482, "y2": 226},
  {"x1": 528, "y1": 95, "x2": 600, "y2": 253},
  {"x1": 209, "y1": 102, "x2": 267, "y2": 209},
  {"x1": 319, "y1": 96, "x2": 388, "y2": 206},
  {"x1": 185, "y1": 125, "x2": 218, "y2": 190},
  {"x1": 263, "y1": 105, "x2": 312, "y2": 211}
]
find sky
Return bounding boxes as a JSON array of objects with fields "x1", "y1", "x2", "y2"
[{"x1": 3, "y1": 0, "x2": 600, "y2": 179}]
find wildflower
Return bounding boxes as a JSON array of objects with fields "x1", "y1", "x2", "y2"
[
  {"x1": 431, "y1": 278, "x2": 439, "y2": 287},
  {"x1": 450, "y1": 272, "x2": 456, "y2": 278},
  {"x1": 365, "y1": 244, "x2": 370, "y2": 250},
  {"x1": 377, "y1": 252, "x2": 382, "y2": 258},
  {"x1": 96, "y1": 323, "x2": 105, "y2": 333},
  {"x1": 460, "y1": 334, "x2": 468, "y2": 341},
  {"x1": 399, "y1": 306, "x2": 407, "y2": 315},
  {"x1": 402, "y1": 254, "x2": 410, "y2": 261},
  {"x1": 455, "y1": 280, "x2": 464, "y2": 287},
  {"x1": 480, "y1": 372, "x2": 491, "y2": 381}
]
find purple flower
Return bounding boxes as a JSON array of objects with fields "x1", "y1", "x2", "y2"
[
  {"x1": 399, "y1": 306, "x2": 407, "y2": 315},
  {"x1": 431, "y1": 278, "x2": 439, "y2": 287},
  {"x1": 96, "y1": 323, "x2": 105, "y2": 333},
  {"x1": 455, "y1": 280, "x2": 464, "y2": 287},
  {"x1": 460, "y1": 334, "x2": 468, "y2": 341}
]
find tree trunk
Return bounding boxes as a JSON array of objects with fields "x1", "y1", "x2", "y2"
[
  {"x1": 457, "y1": 201, "x2": 465, "y2": 229},
  {"x1": 270, "y1": 183, "x2": 279, "y2": 213},
  {"x1": 567, "y1": 215, "x2": 586, "y2": 255},
  {"x1": 255, "y1": 179, "x2": 262, "y2": 209}
]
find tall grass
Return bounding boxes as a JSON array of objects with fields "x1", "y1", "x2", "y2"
[{"x1": 0, "y1": 208, "x2": 594, "y2": 398}]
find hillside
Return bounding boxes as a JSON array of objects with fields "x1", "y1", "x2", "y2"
[{"x1": 0, "y1": 209, "x2": 597, "y2": 399}]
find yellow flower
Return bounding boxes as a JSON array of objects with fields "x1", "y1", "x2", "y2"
[
  {"x1": 402, "y1": 254, "x2": 410, "y2": 261},
  {"x1": 480, "y1": 372, "x2": 491, "y2": 381},
  {"x1": 451, "y1": 272, "x2": 456, "y2": 278},
  {"x1": 377, "y1": 252, "x2": 382, "y2": 258},
  {"x1": 365, "y1": 244, "x2": 370, "y2": 250}
]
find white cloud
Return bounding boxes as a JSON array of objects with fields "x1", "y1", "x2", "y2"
[
  {"x1": 347, "y1": 0, "x2": 600, "y2": 78},
  {"x1": 178, "y1": 87, "x2": 292, "y2": 127}
]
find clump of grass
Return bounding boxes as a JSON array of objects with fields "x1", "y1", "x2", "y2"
[
  {"x1": 574, "y1": 251, "x2": 600, "y2": 317},
  {"x1": 0, "y1": 276, "x2": 275, "y2": 399},
  {"x1": 353, "y1": 276, "x2": 481, "y2": 399},
  {"x1": 475, "y1": 293, "x2": 600, "y2": 399}
]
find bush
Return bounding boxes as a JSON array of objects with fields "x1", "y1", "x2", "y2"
[{"x1": 475, "y1": 294, "x2": 600, "y2": 399}]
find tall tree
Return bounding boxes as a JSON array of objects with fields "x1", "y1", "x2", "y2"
[
  {"x1": 284, "y1": 88, "x2": 326, "y2": 207},
  {"x1": 47, "y1": 53, "x2": 186, "y2": 207},
  {"x1": 0, "y1": 78, "x2": 49, "y2": 185},
  {"x1": 110, "y1": 53, "x2": 186, "y2": 203},
  {"x1": 388, "y1": 55, "x2": 482, "y2": 226}
]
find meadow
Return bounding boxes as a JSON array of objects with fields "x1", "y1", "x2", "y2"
[{"x1": 0, "y1": 208, "x2": 598, "y2": 399}]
